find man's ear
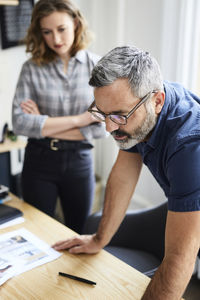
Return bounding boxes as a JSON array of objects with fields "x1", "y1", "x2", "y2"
[{"x1": 154, "y1": 91, "x2": 165, "y2": 114}]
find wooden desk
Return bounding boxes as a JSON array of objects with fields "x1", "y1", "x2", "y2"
[
  {"x1": 0, "y1": 138, "x2": 26, "y2": 153},
  {"x1": 0, "y1": 194, "x2": 152, "y2": 300}
]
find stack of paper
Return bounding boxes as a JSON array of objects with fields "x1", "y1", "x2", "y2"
[{"x1": 0, "y1": 228, "x2": 61, "y2": 286}]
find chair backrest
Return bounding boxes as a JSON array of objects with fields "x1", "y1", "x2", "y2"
[
  {"x1": 84, "y1": 201, "x2": 168, "y2": 262},
  {"x1": 108, "y1": 201, "x2": 168, "y2": 261}
]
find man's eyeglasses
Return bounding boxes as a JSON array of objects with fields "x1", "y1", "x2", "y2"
[{"x1": 88, "y1": 90, "x2": 157, "y2": 125}]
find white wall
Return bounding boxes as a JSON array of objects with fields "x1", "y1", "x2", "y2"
[
  {"x1": 0, "y1": 45, "x2": 28, "y2": 127},
  {"x1": 160, "y1": 0, "x2": 200, "y2": 89},
  {"x1": 78, "y1": 0, "x2": 164, "y2": 60},
  {"x1": 0, "y1": 0, "x2": 199, "y2": 208}
]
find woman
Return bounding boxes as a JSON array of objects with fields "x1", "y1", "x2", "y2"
[{"x1": 12, "y1": 0, "x2": 106, "y2": 233}]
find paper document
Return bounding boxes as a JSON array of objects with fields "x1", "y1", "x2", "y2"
[{"x1": 0, "y1": 228, "x2": 61, "y2": 286}]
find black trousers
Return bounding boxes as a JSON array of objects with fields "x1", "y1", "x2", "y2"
[{"x1": 22, "y1": 140, "x2": 95, "y2": 233}]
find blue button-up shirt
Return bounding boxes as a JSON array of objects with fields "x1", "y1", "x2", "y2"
[{"x1": 127, "y1": 81, "x2": 200, "y2": 212}]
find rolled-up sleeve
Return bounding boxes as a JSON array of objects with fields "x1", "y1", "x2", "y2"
[{"x1": 12, "y1": 62, "x2": 48, "y2": 139}]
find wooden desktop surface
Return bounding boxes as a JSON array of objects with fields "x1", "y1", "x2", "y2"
[
  {"x1": 0, "y1": 194, "x2": 153, "y2": 300},
  {"x1": 0, "y1": 138, "x2": 27, "y2": 153}
]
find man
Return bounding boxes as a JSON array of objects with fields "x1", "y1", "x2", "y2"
[{"x1": 53, "y1": 46, "x2": 200, "y2": 299}]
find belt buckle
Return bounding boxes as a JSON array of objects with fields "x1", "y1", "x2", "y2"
[{"x1": 50, "y1": 139, "x2": 59, "y2": 151}]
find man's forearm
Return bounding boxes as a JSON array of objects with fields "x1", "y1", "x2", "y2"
[
  {"x1": 95, "y1": 176, "x2": 132, "y2": 246},
  {"x1": 95, "y1": 151, "x2": 142, "y2": 246},
  {"x1": 141, "y1": 255, "x2": 195, "y2": 300}
]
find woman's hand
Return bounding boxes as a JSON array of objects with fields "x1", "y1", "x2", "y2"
[
  {"x1": 21, "y1": 99, "x2": 40, "y2": 115},
  {"x1": 77, "y1": 111, "x2": 100, "y2": 127}
]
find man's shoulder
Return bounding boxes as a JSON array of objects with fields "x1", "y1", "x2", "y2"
[
  {"x1": 163, "y1": 81, "x2": 200, "y2": 137},
  {"x1": 164, "y1": 80, "x2": 200, "y2": 103}
]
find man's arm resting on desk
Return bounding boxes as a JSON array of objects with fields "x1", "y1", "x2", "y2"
[
  {"x1": 52, "y1": 150, "x2": 142, "y2": 253},
  {"x1": 141, "y1": 210, "x2": 200, "y2": 300}
]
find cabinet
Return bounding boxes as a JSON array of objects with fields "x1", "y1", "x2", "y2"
[{"x1": 0, "y1": 138, "x2": 26, "y2": 197}]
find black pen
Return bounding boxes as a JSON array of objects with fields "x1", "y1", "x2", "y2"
[{"x1": 58, "y1": 272, "x2": 96, "y2": 286}]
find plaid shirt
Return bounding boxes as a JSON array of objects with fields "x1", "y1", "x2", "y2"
[{"x1": 12, "y1": 50, "x2": 106, "y2": 141}]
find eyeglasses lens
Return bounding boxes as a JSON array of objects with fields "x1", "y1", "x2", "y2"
[{"x1": 110, "y1": 115, "x2": 126, "y2": 125}]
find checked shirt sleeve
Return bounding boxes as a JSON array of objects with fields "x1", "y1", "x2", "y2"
[{"x1": 12, "y1": 61, "x2": 48, "y2": 139}]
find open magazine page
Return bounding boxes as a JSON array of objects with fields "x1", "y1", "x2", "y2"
[{"x1": 0, "y1": 228, "x2": 61, "y2": 286}]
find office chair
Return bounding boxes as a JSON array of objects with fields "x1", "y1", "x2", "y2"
[{"x1": 84, "y1": 201, "x2": 168, "y2": 277}]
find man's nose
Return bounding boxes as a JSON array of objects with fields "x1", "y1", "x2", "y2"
[{"x1": 105, "y1": 117, "x2": 120, "y2": 133}]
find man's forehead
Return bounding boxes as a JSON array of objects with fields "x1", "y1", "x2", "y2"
[
  {"x1": 94, "y1": 79, "x2": 137, "y2": 113},
  {"x1": 94, "y1": 79, "x2": 135, "y2": 99}
]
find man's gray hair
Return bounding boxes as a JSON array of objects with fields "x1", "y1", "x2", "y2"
[{"x1": 89, "y1": 45, "x2": 163, "y2": 98}]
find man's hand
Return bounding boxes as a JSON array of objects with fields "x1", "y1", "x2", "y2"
[
  {"x1": 21, "y1": 99, "x2": 40, "y2": 115},
  {"x1": 52, "y1": 234, "x2": 103, "y2": 254}
]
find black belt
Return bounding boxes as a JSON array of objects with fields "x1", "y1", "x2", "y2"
[{"x1": 28, "y1": 138, "x2": 93, "y2": 151}]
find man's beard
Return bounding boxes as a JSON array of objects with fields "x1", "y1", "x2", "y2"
[{"x1": 111, "y1": 102, "x2": 157, "y2": 150}]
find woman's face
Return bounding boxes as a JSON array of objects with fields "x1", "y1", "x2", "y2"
[{"x1": 40, "y1": 11, "x2": 76, "y2": 59}]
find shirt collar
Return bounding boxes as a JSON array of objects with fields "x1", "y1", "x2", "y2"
[
  {"x1": 73, "y1": 50, "x2": 87, "y2": 63},
  {"x1": 144, "y1": 81, "x2": 172, "y2": 149},
  {"x1": 55, "y1": 49, "x2": 87, "y2": 66}
]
